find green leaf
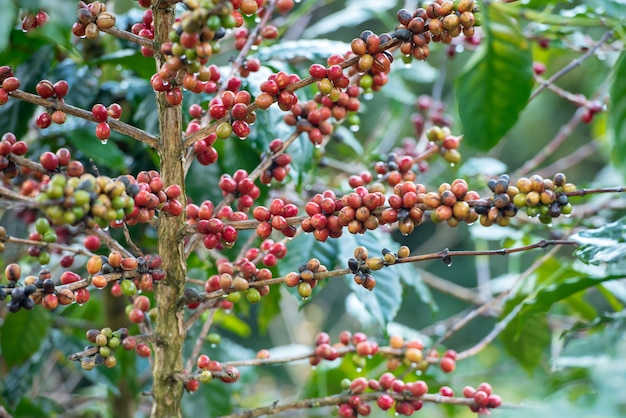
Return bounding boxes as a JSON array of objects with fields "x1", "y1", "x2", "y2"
[
  {"x1": 0, "y1": 308, "x2": 51, "y2": 367},
  {"x1": 456, "y1": 5, "x2": 533, "y2": 151},
  {"x1": 501, "y1": 310, "x2": 551, "y2": 372},
  {"x1": 572, "y1": 218, "x2": 626, "y2": 275},
  {"x1": 609, "y1": 51, "x2": 626, "y2": 181},
  {"x1": 62, "y1": 128, "x2": 127, "y2": 172},
  {"x1": 0, "y1": 2, "x2": 17, "y2": 54},
  {"x1": 213, "y1": 310, "x2": 252, "y2": 338},
  {"x1": 516, "y1": 275, "x2": 617, "y2": 326},
  {"x1": 561, "y1": 310, "x2": 626, "y2": 339}
]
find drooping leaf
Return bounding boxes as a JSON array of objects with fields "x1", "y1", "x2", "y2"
[
  {"x1": 456, "y1": 5, "x2": 533, "y2": 151},
  {"x1": 0, "y1": 307, "x2": 51, "y2": 367},
  {"x1": 608, "y1": 51, "x2": 626, "y2": 181},
  {"x1": 516, "y1": 274, "x2": 620, "y2": 329},
  {"x1": 572, "y1": 218, "x2": 626, "y2": 275},
  {"x1": 500, "y1": 309, "x2": 551, "y2": 372},
  {"x1": 561, "y1": 310, "x2": 626, "y2": 339}
]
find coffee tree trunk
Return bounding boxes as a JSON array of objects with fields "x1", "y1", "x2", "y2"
[{"x1": 151, "y1": 3, "x2": 187, "y2": 417}]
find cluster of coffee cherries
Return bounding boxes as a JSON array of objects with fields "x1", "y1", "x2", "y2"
[
  {"x1": 422, "y1": 179, "x2": 481, "y2": 227},
  {"x1": 374, "y1": 153, "x2": 418, "y2": 187},
  {"x1": 151, "y1": 0, "x2": 236, "y2": 91},
  {"x1": 91, "y1": 102, "x2": 123, "y2": 143},
  {"x1": 28, "y1": 218, "x2": 59, "y2": 265},
  {"x1": 347, "y1": 245, "x2": 410, "y2": 291},
  {"x1": 233, "y1": 23, "x2": 279, "y2": 50},
  {"x1": 426, "y1": 125, "x2": 463, "y2": 165},
  {"x1": 35, "y1": 173, "x2": 134, "y2": 228},
  {"x1": 511, "y1": 173, "x2": 575, "y2": 223},
  {"x1": 395, "y1": 0, "x2": 480, "y2": 61},
  {"x1": 259, "y1": 139, "x2": 292, "y2": 184},
  {"x1": 284, "y1": 257, "x2": 328, "y2": 298},
  {"x1": 81, "y1": 327, "x2": 149, "y2": 370},
  {"x1": 127, "y1": 295, "x2": 152, "y2": 324},
  {"x1": 20, "y1": 10, "x2": 49, "y2": 32},
  {"x1": 38, "y1": 148, "x2": 85, "y2": 177},
  {"x1": 0, "y1": 265, "x2": 90, "y2": 313},
  {"x1": 204, "y1": 257, "x2": 272, "y2": 305},
  {"x1": 131, "y1": 7, "x2": 156, "y2": 58},
  {"x1": 411, "y1": 95, "x2": 454, "y2": 139},
  {"x1": 1, "y1": 264, "x2": 36, "y2": 312},
  {"x1": 33, "y1": 79, "x2": 70, "y2": 128},
  {"x1": 380, "y1": 181, "x2": 426, "y2": 235},
  {"x1": 72, "y1": 1, "x2": 116, "y2": 40},
  {"x1": 0, "y1": 66, "x2": 20, "y2": 106},
  {"x1": 218, "y1": 169, "x2": 261, "y2": 211},
  {"x1": 309, "y1": 331, "x2": 379, "y2": 368},
  {"x1": 0, "y1": 132, "x2": 29, "y2": 179},
  {"x1": 210, "y1": 90, "x2": 256, "y2": 139},
  {"x1": 186, "y1": 200, "x2": 242, "y2": 249},
  {"x1": 117, "y1": 171, "x2": 183, "y2": 226},
  {"x1": 254, "y1": 71, "x2": 300, "y2": 112},
  {"x1": 284, "y1": 99, "x2": 334, "y2": 146},
  {"x1": 186, "y1": 354, "x2": 241, "y2": 392},
  {"x1": 253, "y1": 198, "x2": 299, "y2": 238},
  {"x1": 86, "y1": 251, "x2": 165, "y2": 295}
]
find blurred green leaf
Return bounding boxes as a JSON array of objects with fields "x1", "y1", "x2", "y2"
[
  {"x1": 561, "y1": 310, "x2": 626, "y2": 339},
  {"x1": 213, "y1": 309, "x2": 252, "y2": 338},
  {"x1": 0, "y1": 3, "x2": 17, "y2": 54},
  {"x1": 0, "y1": 308, "x2": 50, "y2": 367},
  {"x1": 609, "y1": 51, "x2": 626, "y2": 181},
  {"x1": 456, "y1": 5, "x2": 533, "y2": 151},
  {"x1": 303, "y1": 0, "x2": 393, "y2": 37},
  {"x1": 501, "y1": 310, "x2": 550, "y2": 372},
  {"x1": 572, "y1": 218, "x2": 626, "y2": 275}
]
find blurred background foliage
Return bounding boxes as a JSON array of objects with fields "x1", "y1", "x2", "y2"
[{"x1": 0, "y1": 0, "x2": 626, "y2": 417}]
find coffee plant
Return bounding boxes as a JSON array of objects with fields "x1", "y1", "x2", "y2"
[{"x1": 1, "y1": 0, "x2": 626, "y2": 416}]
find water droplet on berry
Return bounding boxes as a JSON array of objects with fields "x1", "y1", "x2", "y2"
[
  {"x1": 404, "y1": 62, "x2": 412, "y2": 69},
  {"x1": 449, "y1": 162, "x2": 456, "y2": 167},
  {"x1": 313, "y1": 144, "x2": 321, "y2": 149},
  {"x1": 100, "y1": 139, "x2": 108, "y2": 145},
  {"x1": 349, "y1": 125, "x2": 359, "y2": 132},
  {"x1": 363, "y1": 93, "x2": 374, "y2": 101},
  {"x1": 356, "y1": 367, "x2": 362, "y2": 373}
]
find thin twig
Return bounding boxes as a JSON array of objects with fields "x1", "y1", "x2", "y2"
[
  {"x1": 529, "y1": 31, "x2": 614, "y2": 102},
  {"x1": 8, "y1": 90, "x2": 158, "y2": 148},
  {"x1": 184, "y1": 308, "x2": 217, "y2": 373}
]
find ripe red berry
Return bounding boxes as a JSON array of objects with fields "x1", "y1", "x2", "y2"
[
  {"x1": 84, "y1": 234, "x2": 101, "y2": 251},
  {"x1": 95, "y1": 121, "x2": 111, "y2": 141},
  {"x1": 92, "y1": 104, "x2": 109, "y2": 122}
]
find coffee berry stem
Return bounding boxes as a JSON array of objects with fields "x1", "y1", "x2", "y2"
[
  {"x1": 8, "y1": 90, "x2": 158, "y2": 147},
  {"x1": 3, "y1": 235, "x2": 96, "y2": 258},
  {"x1": 218, "y1": 391, "x2": 504, "y2": 418},
  {"x1": 67, "y1": 332, "x2": 162, "y2": 361},
  {"x1": 87, "y1": 227, "x2": 134, "y2": 258},
  {"x1": 0, "y1": 184, "x2": 36, "y2": 205},
  {"x1": 100, "y1": 25, "x2": 157, "y2": 51},
  {"x1": 8, "y1": 152, "x2": 50, "y2": 175},
  {"x1": 395, "y1": 240, "x2": 577, "y2": 266},
  {"x1": 528, "y1": 30, "x2": 613, "y2": 102},
  {"x1": 184, "y1": 307, "x2": 218, "y2": 374}
]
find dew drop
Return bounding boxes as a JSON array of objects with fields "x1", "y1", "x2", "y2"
[
  {"x1": 311, "y1": 365, "x2": 316, "y2": 370},
  {"x1": 313, "y1": 144, "x2": 321, "y2": 149},
  {"x1": 100, "y1": 139, "x2": 108, "y2": 145},
  {"x1": 210, "y1": 343, "x2": 216, "y2": 348},
  {"x1": 442, "y1": 255, "x2": 452, "y2": 267},
  {"x1": 78, "y1": 302, "x2": 84, "y2": 306},
  {"x1": 356, "y1": 367, "x2": 362, "y2": 373},
  {"x1": 349, "y1": 125, "x2": 360, "y2": 132},
  {"x1": 449, "y1": 162, "x2": 456, "y2": 167},
  {"x1": 363, "y1": 93, "x2": 374, "y2": 101},
  {"x1": 404, "y1": 62, "x2": 412, "y2": 69}
]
